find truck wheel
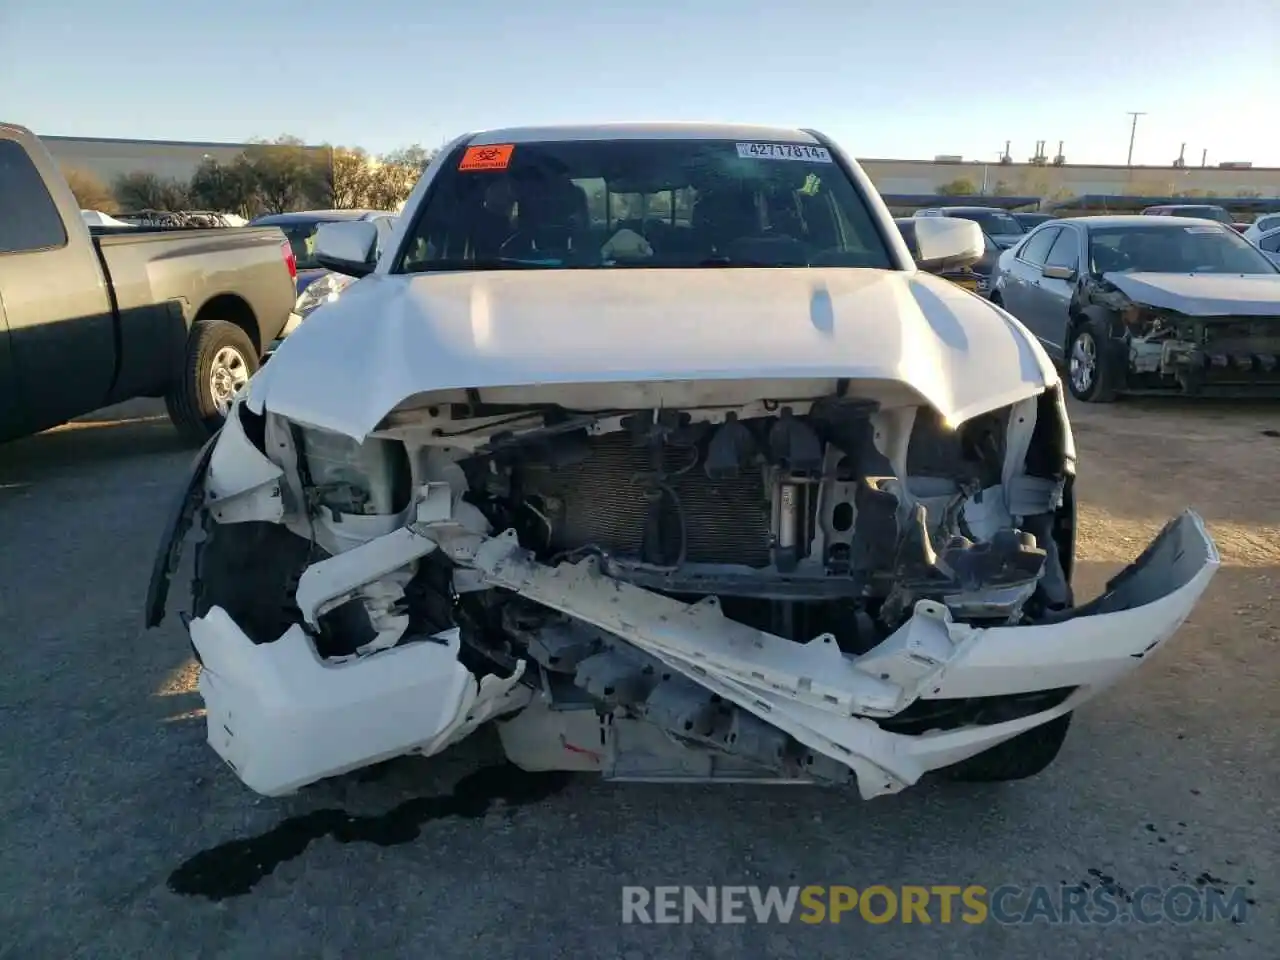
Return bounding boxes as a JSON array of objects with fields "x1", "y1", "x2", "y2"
[
  {"x1": 941, "y1": 713, "x2": 1072, "y2": 783},
  {"x1": 166, "y1": 319, "x2": 259, "y2": 443},
  {"x1": 1066, "y1": 318, "x2": 1119, "y2": 403}
]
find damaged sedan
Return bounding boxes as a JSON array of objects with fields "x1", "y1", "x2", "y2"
[
  {"x1": 146, "y1": 123, "x2": 1220, "y2": 800},
  {"x1": 990, "y1": 215, "x2": 1280, "y2": 401}
]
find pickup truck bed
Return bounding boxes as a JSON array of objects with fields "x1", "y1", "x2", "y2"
[{"x1": 0, "y1": 123, "x2": 297, "y2": 444}]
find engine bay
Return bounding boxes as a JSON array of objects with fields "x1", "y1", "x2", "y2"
[
  {"x1": 160, "y1": 377, "x2": 1228, "y2": 799},
  {"x1": 404, "y1": 388, "x2": 1076, "y2": 656}
]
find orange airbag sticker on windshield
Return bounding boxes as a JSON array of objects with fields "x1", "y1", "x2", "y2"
[{"x1": 459, "y1": 144, "x2": 514, "y2": 171}]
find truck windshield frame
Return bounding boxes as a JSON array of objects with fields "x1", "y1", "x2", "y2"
[{"x1": 393, "y1": 138, "x2": 894, "y2": 273}]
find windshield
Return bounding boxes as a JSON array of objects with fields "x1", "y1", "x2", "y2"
[
  {"x1": 1089, "y1": 224, "x2": 1279, "y2": 275},
  {"x1": 395, "y1": 138, "x2": 893, "y2": 272},
  {"x1": 949, "y1": 210, "x2": 1024, "y2": 236}
]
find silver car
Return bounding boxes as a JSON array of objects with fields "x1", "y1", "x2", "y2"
[{"x1": 988, "y1": 215, "x2": 1280, "y2": 401}]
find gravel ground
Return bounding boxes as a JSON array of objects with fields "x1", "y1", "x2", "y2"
[{"x1": 0, "y1": 398, "x2": 1277, "y2": 959}]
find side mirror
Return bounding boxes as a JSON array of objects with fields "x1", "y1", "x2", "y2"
[
  {"x1": 912, "y1": 217, "x2": 983, "y2": 272},
  {"x1": 314, "y1": 220, "x2": 379, "y2": 278},
  {"x1": 1041, "y1": 264, "x2": 1076, "y2": 281}
]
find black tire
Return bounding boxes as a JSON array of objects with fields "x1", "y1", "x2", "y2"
[
  {"x1": 1065, "y1": 317, "x2": 1119, "y2": 403},
  {"x1": 166, "y1": 318, "x2": 259, "y2": 444},
  {"x1": 941, "y1": 712, "x2": 1072, "y2": 783},
  {"x1": 192, "y1": 519, "x2": 312, "y2": 645}
]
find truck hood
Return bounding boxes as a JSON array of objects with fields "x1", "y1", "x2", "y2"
[
  {"x1": 1103, "y1": 272, "x2": 1280, "y2": 317},
  {"x1": 247, "y1": 267, "x2": 1057, "y2": 440}
]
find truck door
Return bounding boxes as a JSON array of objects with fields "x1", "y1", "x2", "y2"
[{"x1": 0, "y1": 136, "x2": 117, "y2": 436}]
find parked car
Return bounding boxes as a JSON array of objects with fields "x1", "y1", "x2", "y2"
[
  {"x1": 915, "y1": 206, "x2": 1026, "y2": 249},
  {"x1": 989, "y1": 215, "x2": 1280, "y2": 401},
  {"x1": 894, "y1": 217, "x2": 998, "y2": 295},
  {"x1": 1013, "y1": 212, "x2": 1054, "y2": 232},
  {"x1": 1140, "y1": 203, "x2": 1233, "y2": 224},
  {"x1": 0, "y1": 123, "x2": 297, "y2": 444},
  {"x1": 147, "y1": 122, "x2": 1217, "y2": 803},
  {"x1": 1254, "y1": 225, "x2": 1280, "y2": 266},
  {"x1": 249, "y1": 209, "x2": 397, "y2": 296},
  {"x1": 269, "y1": 214, "x2": 400, "y2": 349},
  {"x1": 1242, "y1": 213, "x2": 1280, "y2": 245}
]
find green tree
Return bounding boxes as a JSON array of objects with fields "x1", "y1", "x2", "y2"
[
  {"x1": 61, "y1": 166, "x2": 118, "y2": 213},
  {"x1": 936, "y1": 178, "x2": 978, "y2": 196},
  {"x1": 113, "y1": 171, "x2": 190, "y2": 211},
  {"x1": 243, "y1": 136, "x2": 325, "y2": 213},
  {"x1": 188, "y1": 156, "x2": 259, "y2": 216}
]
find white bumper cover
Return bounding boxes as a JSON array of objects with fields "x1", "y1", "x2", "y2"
[{"x1": 189, "y1": 502, "x2": 1219, "y2": 799}]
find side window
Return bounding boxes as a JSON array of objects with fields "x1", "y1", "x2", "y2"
[
  {"x1": 1044, "y1": 228, "x2": 1079, "y2": 270},
  {"x1": 1018, "y1": 226, "x2": 1060, "y2": 265},
  {"x1": 0, "y1": 140, "x2": 69, "y2": 255},
  {"x1": 1261, "y1": 233, "x2": 1280, "y2": 254}
]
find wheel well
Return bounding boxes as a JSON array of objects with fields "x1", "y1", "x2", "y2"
[
  {"x1": 195, "y1": 294, "x2": 260, "y2": 354},
  {"x1": 1065, "y1": 310, "x2": 1082, "y2": 342}
]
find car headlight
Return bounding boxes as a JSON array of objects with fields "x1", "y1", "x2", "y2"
[
  {"x1": 296, "y1": 424, "x2": 411, "y2": 517},
  {"x1": 294, "y1": 273, "x2": 354, "y2": 318}
]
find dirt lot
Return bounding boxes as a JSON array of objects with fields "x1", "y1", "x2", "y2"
[{"x1": 0, "y1": 397, "x2": 1277, "y2": 959}]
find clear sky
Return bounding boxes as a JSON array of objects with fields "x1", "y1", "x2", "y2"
[{"x1": 2, "y1": 0, "x2": 1276, "y2": 166}]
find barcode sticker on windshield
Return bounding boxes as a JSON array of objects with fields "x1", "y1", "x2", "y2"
[{"x1": 736, "y1": 142, "x2": 833, "y2": 162}]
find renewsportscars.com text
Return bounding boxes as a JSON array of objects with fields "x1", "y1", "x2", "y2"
[{"x1": 621, "y1": 884, "x2": 1252, "y2": 925}]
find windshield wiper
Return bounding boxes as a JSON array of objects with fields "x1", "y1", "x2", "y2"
[{"x1": 408, "y1": 257, "x2": 558, "y2": 274}]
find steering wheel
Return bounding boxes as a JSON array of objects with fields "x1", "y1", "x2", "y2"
[{"x1": 497, "y1": 228, "x2": 537, "y2": 258}]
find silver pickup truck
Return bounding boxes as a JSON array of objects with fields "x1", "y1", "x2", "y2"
[{"x1": 0, "y1": 123, "x2": 296, "y2": 444}]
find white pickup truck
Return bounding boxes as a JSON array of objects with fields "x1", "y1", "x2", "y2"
[{"x1": 146, "y1": 122, "x2": 1219, "y2": 800}]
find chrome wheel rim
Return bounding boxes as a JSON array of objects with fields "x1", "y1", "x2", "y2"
[
  {"x1": 1070, "y1": 332, "x2": 1096, "y2": 394},
  {"x1": 209, "y1": 345, "x2": 249, "y2": 415}
]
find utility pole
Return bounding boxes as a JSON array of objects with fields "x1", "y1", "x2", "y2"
[{"x1": 1125, "y1": 112, "x2": 1146, "y2": 167}]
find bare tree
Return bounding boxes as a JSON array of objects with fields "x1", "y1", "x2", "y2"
[
  {"x1": 61, "y1": 166, "x2": 119, "y2": 213},
  {"x1": 328, "y1": 146, "x2": 376, "y2": 208},
  {"x1": 364, "y1": 144, "x2": 438, "y2": 210},
  {"x1": 113, "y1": 171, "x2": 191, "y2": 212}
]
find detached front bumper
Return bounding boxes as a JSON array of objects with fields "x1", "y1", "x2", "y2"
[{"x1": 175, "y1": 479, "x2": 1219, "y2": 796}]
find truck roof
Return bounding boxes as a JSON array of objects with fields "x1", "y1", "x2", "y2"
[{"x1": 466, "y1": 122, "x2": 822, "y2": 146}]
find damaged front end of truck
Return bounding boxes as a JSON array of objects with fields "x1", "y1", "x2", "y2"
[{"x1": 146, "y1": 376, "x2": 1219, "y2": 799}]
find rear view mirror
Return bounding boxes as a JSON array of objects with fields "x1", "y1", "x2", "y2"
[
  {"x1": 314, "y1": 220, "x2": 379, "y2": 278},
  {"x1": 912, "y1": 217, "x2": 984, "y2": 272},
  {"x1": 1041, "y1": 264, "x2": 1076, "y2": 281}
]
